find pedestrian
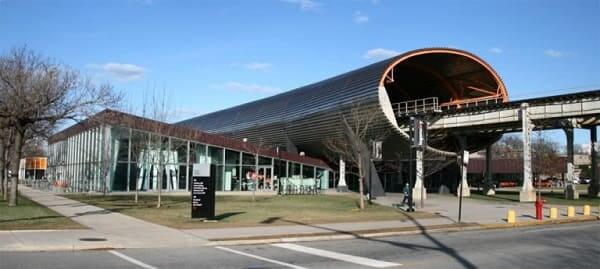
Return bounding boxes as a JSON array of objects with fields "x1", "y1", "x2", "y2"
[{"x1": 401, "y1": 182, "x2": 410, "y2": 205}]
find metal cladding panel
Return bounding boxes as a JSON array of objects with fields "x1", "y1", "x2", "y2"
[
  {"x1": 177, "y1": 48, "x2": 509, "y2": 159},
  {"x1": 177, "y1": 57, "x2": 396, "y2": 148}
]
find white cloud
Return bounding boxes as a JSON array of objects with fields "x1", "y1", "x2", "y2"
[
  {"x1": 354, "y1": 11, "x2": 369, "y2": 23},
  {"x1": 87, "y1": 62, "x2": 145, "y2": 82},
  {"x1": 242, "y1": 62, "x2": 272, "y2": 72},
  {"x1": 282, "y1": 0, "x2": 320, "y2": 11},
  {"x1": 213, "y1": 81, "x2": 281, "y2": 94},
  {"x1": 545, "y1": 49, "x2": 563, "y2": 58},
  {"x1": 363, "y1": 48, "x2": 399, "y2": 59},
  {"x1": 489, "y1": 47, "x2": 503, "y2": 54}
]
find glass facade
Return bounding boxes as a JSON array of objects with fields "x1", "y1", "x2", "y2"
[{"x1": 47, "y1": 124, "x2": 331, "y2": 193}]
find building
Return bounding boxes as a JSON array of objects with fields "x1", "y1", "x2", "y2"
[
  {"x1": 178, "y1": 48, "x2": 509, "y2": 195},
  {"x1": 18, "y1": 157, "x2": 47, "y2": 181},
  {"x1": 47, "y1": 110, "x2": 332, "y2": 193},
  {"x1": 47, "y1": 48, "x2": 600, "y2": 197}
]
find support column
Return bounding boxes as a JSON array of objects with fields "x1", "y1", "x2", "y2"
[
  {"x1": 456, "y1": 137, "x2": 470, "y2": 197},
  {"x1": 588, "y1": 126, "x2": 599, "y2": 197},
  {"x1": 520, "y1": 103, "x2": 536, "y2": 202},
  {"x1": 412, "y1": 148, "x2": 427, "y2": 201},
  {"x1": 484, "y1": 144, "x2": 495, "y2": 195},
  {"x1": 564, "y1": 127, "x2": 579, "y2": 200},
  {"x1": 337, "y1": 158, "x2": 348, "y2": 192}
]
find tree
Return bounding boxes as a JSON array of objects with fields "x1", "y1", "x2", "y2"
[
  {"x1": 242, "y1": 137, "x2": 269, "y2": 203},
  {"x1": 0, "y1": 46, "x2": 121, "y2": 206},
  {"x1": 324, "y1": 102, "x2": 388, "y2": 210},
  {"x1": 531, "y1": 132, "x2": 562, "y2": 180},
  {"x1": 492, "y1": 135, "x2": 523, "y2": 159}
]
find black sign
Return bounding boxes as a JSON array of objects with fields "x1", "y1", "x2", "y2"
[{"x1": 191, "y1": 165, "x2": 215, "y2": 219}]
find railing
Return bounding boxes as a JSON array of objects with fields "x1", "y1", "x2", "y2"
[
  {"x1": 440, "y1": 96, "x2": 504, "y2": 111},
  {"x1": 393, "y1": 97, "x2": 441, "y2": 117}
]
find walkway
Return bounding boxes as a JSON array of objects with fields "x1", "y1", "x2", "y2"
[
  {"x1": 7, "y1": 186, "x2": 207, "y2": 250},
  {"x1": 2, "y1": 187, "x2": 597, "y2": 252},
  {"x1": 374, "y1": 192, "x2": 599, "y2": 224}
]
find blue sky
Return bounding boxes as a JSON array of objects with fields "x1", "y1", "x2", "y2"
[{"x1": 1, "y1": 0, "x2": 599, "y2": 145}]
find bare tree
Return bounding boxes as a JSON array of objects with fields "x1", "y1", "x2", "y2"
[
  {"x1": 492, "y1": 135, "x2": 523, "y2": 159},
  {"x1": 324, "y1": 102, "x2": 388, "y2": 210},
  {"x1": 242, "y1": 137, "x2": 269, "y2": 203},
  {"x1": 0, "y1": 46, "x2": 121, "y2": 206},
  {"x1": 532, "y1": 132, "x2": 562, "y2": 181}
]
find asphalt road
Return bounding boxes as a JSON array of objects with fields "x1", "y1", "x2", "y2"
[{"x1": 1, "y1": 222, "x2": 598, "y2": 269}]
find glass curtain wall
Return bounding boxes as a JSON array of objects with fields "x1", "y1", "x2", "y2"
[{"x1": 47, "y1": 124, "x2": 331, "y2": 193}]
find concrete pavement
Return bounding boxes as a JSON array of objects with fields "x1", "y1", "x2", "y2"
[
  {"x1": 2, "y1": 186, "x2": 597, "y2": 252},
  {"x1": 374, "y1": 192, "x2": 600, "y2": 224},
  {"x1": 1, "y1": 222, "x2": 598, "y2": 268},
  {"x1": 13, "y1": 186, "x2": 207, "y2": 250}
]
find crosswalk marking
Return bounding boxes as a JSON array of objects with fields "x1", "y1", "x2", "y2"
[
  {"x1": 272, "y1": 243, "x2": 401, "y2": 268},
  {"x1": 108, "y1": 250, "x2": 158, "y2": 269},
  {"x1": 215, "y1": 246, "x2": 308, "y2": 269}
]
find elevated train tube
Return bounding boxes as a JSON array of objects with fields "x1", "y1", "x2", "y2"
[{"x1": 177, "y1": 48, "x2": 508, "y2": 160}]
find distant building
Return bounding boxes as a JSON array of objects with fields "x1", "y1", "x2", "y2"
[{"x1": 18, "y1": 157, "x2": 47, "y2": 181}]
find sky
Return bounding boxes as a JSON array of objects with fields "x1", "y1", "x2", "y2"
[{"x1": 0, "y1": 0, "x2": 599, "y2": 145}]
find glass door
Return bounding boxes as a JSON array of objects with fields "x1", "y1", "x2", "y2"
[{"x1": 257, "y1": 166, "x2": 273, "y2": 190}]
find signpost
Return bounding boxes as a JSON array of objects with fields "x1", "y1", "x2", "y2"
[{"x1": 191, "y1": 163, "x2": 215, "y2": 220}]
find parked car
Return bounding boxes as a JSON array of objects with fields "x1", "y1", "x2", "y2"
[{"x1": 579, "y1": 178, "x2": 591, "y2": 184}]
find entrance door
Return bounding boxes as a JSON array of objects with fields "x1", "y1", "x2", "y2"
[{"x1": 257, "y1": 166, "x2": 273, "y2": 190}]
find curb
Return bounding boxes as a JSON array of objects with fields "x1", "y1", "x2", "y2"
[
  {"x1": 481, "y1": 215, "x2": 599, "y2": 230},
  {"x1": 206, "y1": 216, "x2": 600, "y2": 246},
  {"x1": 205, "y1": 224, "x2": 481, "y2": 246}
]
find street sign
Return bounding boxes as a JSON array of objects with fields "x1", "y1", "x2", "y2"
[
  {"x1": 191, "y1": 164, "x2": 215, "y2": 219},
  {"x1": 412, "y1": 118, "x2": 427, "y2": 148}
]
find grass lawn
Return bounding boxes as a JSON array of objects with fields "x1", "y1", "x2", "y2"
[
  {"x1": 470, "y1": 189, "x2": 600, "y2": 207},
  {"x1": 0, "y1": 195, "x2": 84, "y2": 230},
  {"x1": 63, "y1": 194, "x2": 436, "y2": 229}
]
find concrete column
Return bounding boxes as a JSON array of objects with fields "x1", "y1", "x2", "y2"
[
  {"x1": 520, "y1": 103, "x2": 536, "y2": 202},
  {"x1": 564, "y1": 127, "x2": 579, "y2": 199},
  {"x1": 337, "y1": 158, "x2": 348, "y2": 192},
  {"x1": 589, "y1": 126, "x2": 599, "y2": 197},
  {"x1": 412, "y1": 148, "x2": 427, "y2": 201},
  {"x1": 484, "y1": 145, "x2": 495, "y2": 195},
  {"x1": 456, "y1": 136, "x2": 470, "y2": 197}
]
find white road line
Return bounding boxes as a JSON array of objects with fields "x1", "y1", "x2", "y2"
[
  {"x1": 108, "y1": 250, "x2": 158, "y2": 269},
  {"x1": 272, "y1": 243, "x2": 401, "y2": 268},
  {"x1": 215, "y1": 246, "x2": 308, "y2": 269}
]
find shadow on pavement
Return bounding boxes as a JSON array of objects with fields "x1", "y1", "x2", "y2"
[
  {"x1": 214, "y1": 212, "x2": 245, "y2": 221},
  {"x1": 0, "y1": 215, "x2": 63, "y2": 223},
  {"x1": 265, "y1": 211, "x2": 477, "y2": 269}
]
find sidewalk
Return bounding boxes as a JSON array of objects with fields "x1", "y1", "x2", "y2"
[
  {"x1": 374, "y1": 192, "x2": 600, "y2": 224},
  {"x1": 2, "y1": 187, "x2": 597, "y2": 252},
  {"x1": 5, "y1": 186, "x2": 207, "y2": 250}
]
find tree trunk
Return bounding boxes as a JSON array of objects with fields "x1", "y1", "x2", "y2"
[
  {"x1": 2, "y1": 148, "x2": 8, "y2": 201},
  {"x1": 358, "y1": 158, "x2": 365, "y2": 210},
  {"x1": 0, "y1": 139, "x2": 5, "y2": 200},
  {"x1": 8, "y1": 128, "x2": 24, "y2": 207},
  {"x1": 157, "y1": 164, "x2": 162, "y2": 208}
]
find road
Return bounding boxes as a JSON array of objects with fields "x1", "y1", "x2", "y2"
[{"x1": 1, "y1": 222, "x2": 598, "y2": 269}]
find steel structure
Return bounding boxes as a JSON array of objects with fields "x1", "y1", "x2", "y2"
[{"x1": 178, "y1": 48, "x2": 508, "y2": 158}]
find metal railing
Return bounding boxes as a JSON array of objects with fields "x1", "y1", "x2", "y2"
[
  {"x1": 440, "y1": 96, "x2": 503, "y2": 111},
  {"x1": 393, "y1": 97, "x2": 441, "y2": 117}
]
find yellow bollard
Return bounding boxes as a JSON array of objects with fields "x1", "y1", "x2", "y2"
[
  {"x1": 550, "y1": 207, "x2": 558, "y2": 219},
  {"x1": 567, "y1": 206, "x2": 575, "y2": 217},
  {"x1": 583, "y1": 205, "x2": 591, "y2": 216},
  {"x1": 507, "y1": 209, "x2": 516, "y2": 224}
]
